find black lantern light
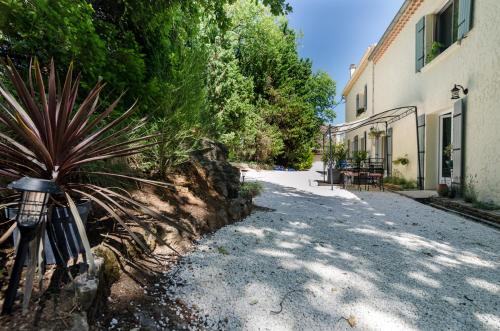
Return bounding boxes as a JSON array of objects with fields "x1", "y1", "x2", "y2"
[
  {"x1": 2, "y1": 177, "x2": 59, "y2": 315},
  {"x1": 451, "y1": 84, "x2": 468, "y2": 100}
]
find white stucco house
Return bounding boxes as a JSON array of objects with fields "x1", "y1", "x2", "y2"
[{"x1": 341, "y1": 0, "x2": 500, "y2": 204}]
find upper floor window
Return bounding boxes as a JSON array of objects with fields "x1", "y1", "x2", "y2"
[
  {"x1": 437, "y1": 1, "x2": 459, "y2": 50},
  {"x1": 416, "y1": 0, "x2": 473, "y2": 72},
  {"x1": 356, "y1": 87, "x2": 367, "y2": 116}
]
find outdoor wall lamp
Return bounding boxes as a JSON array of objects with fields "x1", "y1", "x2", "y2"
[
  {"x1": 2, "y1": 177, "x2": 59, "y2": 315},
  {"x1": 451, "y1": 84, "x2": 468, "y2": 100}
]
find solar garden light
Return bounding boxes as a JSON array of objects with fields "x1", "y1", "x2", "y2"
[
  {"x1": 241, "y1": 169, "x2": 248, "y2": 183},
  {"x1": 2, "y1": 177, "x2": 59, "y2": 315}
]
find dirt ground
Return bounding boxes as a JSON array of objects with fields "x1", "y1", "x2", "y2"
[{"x1": 0, "y1": 142, "x2": 251, "y2": 330}]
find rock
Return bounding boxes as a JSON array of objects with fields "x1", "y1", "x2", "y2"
[
  {"x1": 190, "y1": 139, "x2": 241, "y2": 199},
  {"x1": 71, "y1": 312, "x2": 89, "y2": 331},
  {"x1": 71, "y1": 257, "x2": 105, "y2": 311}
]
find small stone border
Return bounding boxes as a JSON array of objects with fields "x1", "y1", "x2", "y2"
[
  {"x1": 428, "y1": 197, "x2": 500, "y2": 229},
  {"x1": 387, "y1": 189, "x2": 500, "y2": 230}
]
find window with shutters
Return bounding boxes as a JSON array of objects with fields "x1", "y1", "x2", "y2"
[
  {"x1": 356, "y1": 91, "x2": 366, "y2": 116},
  {"x1": 416, "y1": 0, "x2": 473, "y2": 68},
  {"x1": 436, "y1": 1, "x2": 459, "y2": 52}
]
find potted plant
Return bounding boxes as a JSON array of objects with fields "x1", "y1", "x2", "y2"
[
  {"x1": 426, "y1": 41, "x2": 444, "y2": 63},
  {"x1": 352, "y1": 150, "x2": 368, "y2": 165},
  {"x1": 368, "y1": 127, "x2": 384, "y2": 139},
  {"x1": 444, "y1": 144, "x2": 453, "y2": 169},
  {"x1": 437, "y1": 183, "x2": 449, "y2": 197},
  {"x1": 0, "y1": 59, "x2": 189, "y2": 311},
  {"x1": 325, "y1": 143, "x2": 348, "y2": 184},
  {"x1": 393, "y1": 155, "x2": 409, "y2": 166}
]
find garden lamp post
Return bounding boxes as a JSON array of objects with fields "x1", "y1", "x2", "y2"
[
  {"x1": 2, "y1": 177, "x2": 59, "y2": 315},
  {"x1": 241, "y1": 169, "x2": 248, "y2": 183}
]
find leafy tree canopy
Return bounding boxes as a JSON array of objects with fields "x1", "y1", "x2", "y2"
[{"x1": 0, "y1": 0, "x2": 334, "y2": 171}]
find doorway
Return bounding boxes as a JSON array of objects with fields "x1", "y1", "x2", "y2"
[{"x1": 439, "y1": 113, "x2": 452, "y2": 184}]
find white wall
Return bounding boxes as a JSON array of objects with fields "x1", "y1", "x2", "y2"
[
  {"x1": 344, "y1": 61, "x2": 374, "y2": 155},
  {"x1": 370, "y1": 0, "x2": 500, "y2": 203}
]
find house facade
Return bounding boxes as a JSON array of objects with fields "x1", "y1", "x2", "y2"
[{"x1": 342, "y1": 0, "x2": 500, "y2": 204}]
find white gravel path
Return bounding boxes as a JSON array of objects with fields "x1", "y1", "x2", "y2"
[{"x1": 166, "y1": 162, "x2": 500, "y2": 330}]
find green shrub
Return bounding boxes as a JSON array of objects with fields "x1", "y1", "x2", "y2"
[
  {"x1": 464, "y1": 175, "x2": 478, "y2": 203},
  {"x1": 240, "y1": 181, "x2": 263, "y2": 199},
  {"x1": 295, "y1": 150, "x2": 314, "y2": 170},
  {"x1": 472, "y1": 201, "x2": 500, "y2": 211},
  {"x1": 352, "y1": 150, "x2": 368, "y2": 164},
  {"x1": 384, "y1": 176, "x2": 417, "y2": 190},
  {"x1": 402, "y1": 180, "x2": 417, "y2": 190}
]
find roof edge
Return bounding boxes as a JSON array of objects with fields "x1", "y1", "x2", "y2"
[{"x1": 369, "y1": 0, "x2": 424, "y2": 63}]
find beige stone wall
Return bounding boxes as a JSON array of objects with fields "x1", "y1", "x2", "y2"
[
  {"x1": 345, "y1": 62, "x2": 374, "y2": 123},
  {"x1": 344, "y1": 60, "x2": 374, "y2": 156},
  {"x1": 366, "y1": 0, "x2": 500, "y2": 203}
]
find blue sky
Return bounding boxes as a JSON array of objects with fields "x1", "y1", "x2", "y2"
[{"x1": 287, "y1": 0, "x2": 404, "y2": 124}]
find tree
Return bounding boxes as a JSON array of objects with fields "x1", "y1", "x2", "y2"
[{"x1": 208, "y1": 0, "x2": 336, "y2": 169}]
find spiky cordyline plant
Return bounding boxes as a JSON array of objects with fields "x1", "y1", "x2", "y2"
[{"x1": 0, "y1": 58, "x2": 190, "y2": 278}]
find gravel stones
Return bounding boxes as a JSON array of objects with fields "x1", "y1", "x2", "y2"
[{"x1": 163, "y1": 162, "x2": 500, "y2": 330}]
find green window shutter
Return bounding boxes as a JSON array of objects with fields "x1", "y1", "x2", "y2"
[
  {"x1": 415, "y1": 17, "x2": 425, "y2": 72},
  {"x1": 452, "y1": 98, "x2": 466, "y2": 193},
  {"x1": 364, "y1": 85, "x2": 368, "y2": 112},
  {"x1": 457, "y1": 0, "x2": 473, "y2": 40},
  {"x1": 424, "y1": 15, "x2": 436, "y2": 62}
]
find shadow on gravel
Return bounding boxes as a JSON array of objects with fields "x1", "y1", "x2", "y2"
[{"x1": 188, "y1": 181, "x2": 500, "y2": 330}]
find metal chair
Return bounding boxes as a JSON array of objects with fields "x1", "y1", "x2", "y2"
[{"x1": 367, "y1": 158, "x2": 384, "y2": 191}]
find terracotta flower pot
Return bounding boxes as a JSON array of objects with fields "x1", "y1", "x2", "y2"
[{"x1": 437, "y1": 184, "x2": 449, "y2": 197}]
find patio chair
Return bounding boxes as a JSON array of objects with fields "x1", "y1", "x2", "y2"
[
  {"x1": 367, "y1": 158, "x2": 384, "y2": 191},
  {"x1": 342, "y1": 159, "x2": 367, "y2": 190}
]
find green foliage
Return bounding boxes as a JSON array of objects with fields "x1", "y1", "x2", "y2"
[
  {"x1": 464, "y1": 175, "x2": 478, "y2": 203},
  {"x1": 393, "y1": 155, "x2": 410, "y2": 166},
  {"x1": 463, "y1": 174, "x2": 499, "y2": 209},
  {"x1": 444, "y1": 144, "x2": 453, "y2": 158},
  {"x1": 368, "y1": 127, "x2": 384, "y2": 139},
  {"x1": 384, "y1": 176, "x2": 417, "y2": 190},
  {"x1": 240, "y1": 181, "x2": 263, "y2": 199},
  {"x1": 205, "y1": 1, "x2": 336, "y2": 169},
  {"x1": 0, "y1": 0, "x2": 329, "y2": 172},
  {"x1": 305, "y1": 70, "x2": 337, "y2": 123},
  {"x1": 352, "y1": 150, "x2": 368, "y2": 164},
  {"x1": 426, "y1": 41, "x2": 444, "y2": 63},
  {"x1": 472, "y1": 201, "x2": 500, "y2": 211},
  {"x1": 217, "y1": 246, "x2": 229, "y2": 255},
  {"x1": 322, "y1": 143, "x2": 347, "y2": 168}
]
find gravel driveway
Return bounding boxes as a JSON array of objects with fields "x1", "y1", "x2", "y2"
[{"x1": 166, "y1": 163, "x2": 500, "y2": 330}]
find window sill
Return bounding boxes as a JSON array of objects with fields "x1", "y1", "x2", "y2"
[{"x1": 420, "y1": 41, "x2": 461, "y2": 73}]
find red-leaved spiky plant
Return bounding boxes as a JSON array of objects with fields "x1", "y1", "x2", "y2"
[{"x1": 0, "y1": 59, "x2": 189, "y2": 311}]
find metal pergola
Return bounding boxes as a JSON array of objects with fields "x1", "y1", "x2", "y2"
[{"x1": 322, "y1": 106, "x2": 423, "y2": 190}]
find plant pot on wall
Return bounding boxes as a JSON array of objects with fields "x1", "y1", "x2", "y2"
[{"x1": 7, "y1": 201, "x2": 92, "y2": 265}]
